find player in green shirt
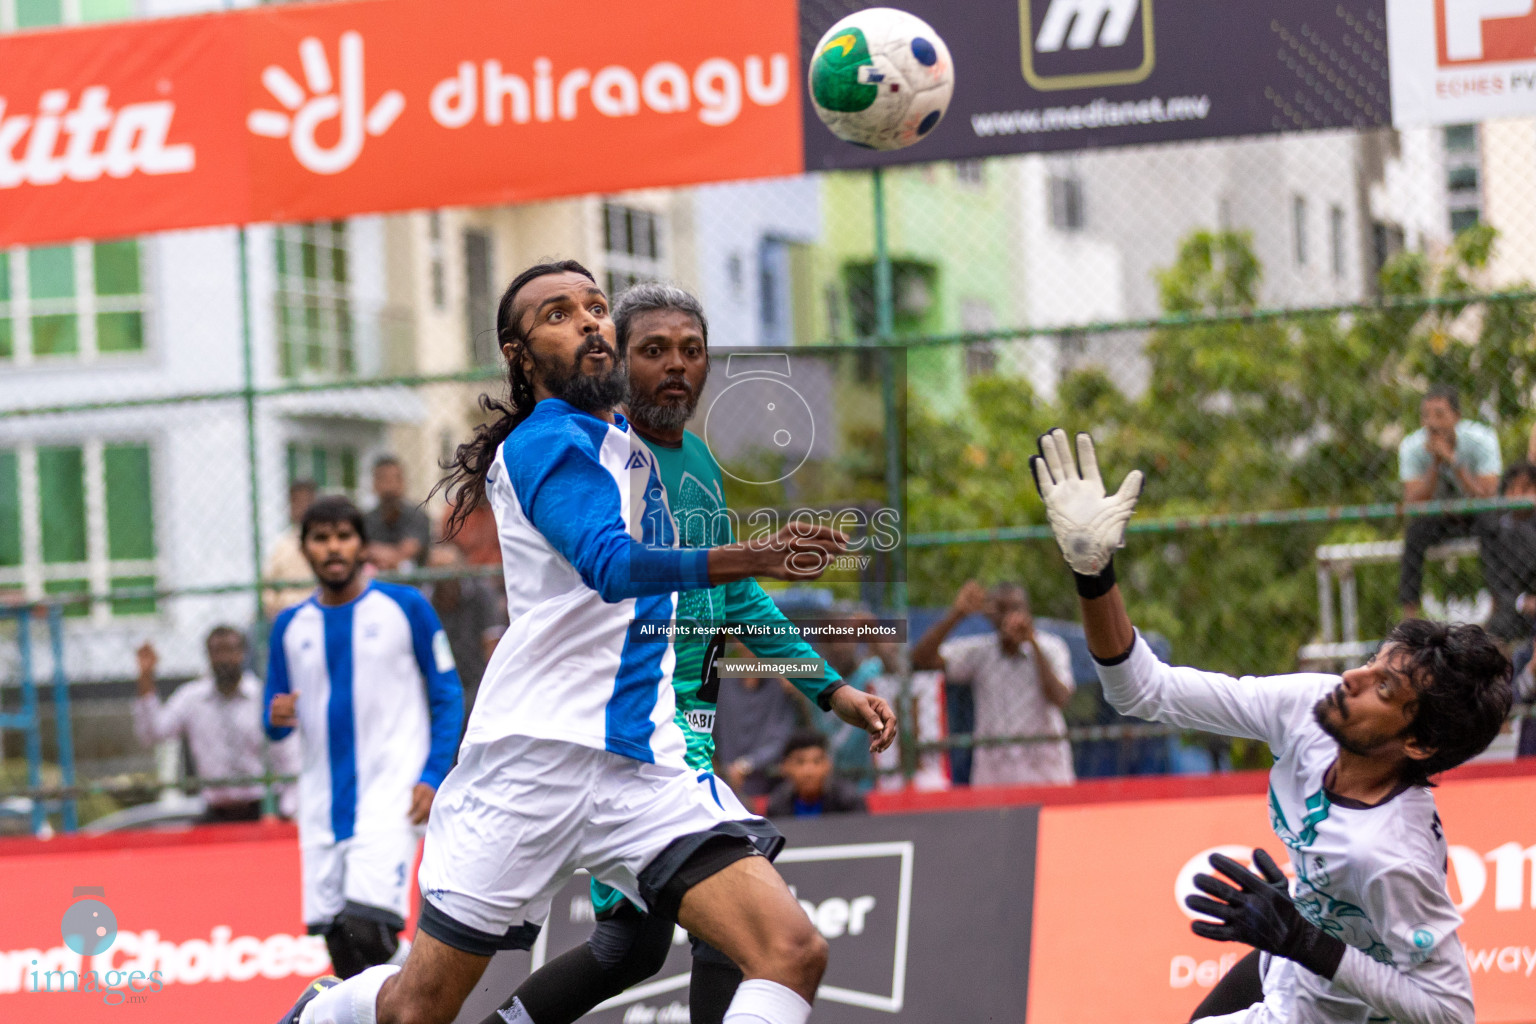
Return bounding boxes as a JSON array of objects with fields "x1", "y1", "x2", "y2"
[{"x1": 477, "y1": 285, "x2": 896, "y2": 1024}]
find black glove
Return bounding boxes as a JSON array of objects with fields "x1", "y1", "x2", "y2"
[{"x1": 1185, "y1": 848, "x2": 1346, "y2": 980}]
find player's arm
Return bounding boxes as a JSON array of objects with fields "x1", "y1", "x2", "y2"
[
  {"x1": 1032, "y1": 429, "x2": 1315, "y2": 748},
  {"x1": 263, "y1": 612, "x2": 298, "y2": 741},
  {"x1": 723, "y1": 578, "x2": 897, "y2": 752},
  {"x1": 401, "y1": 592, "x2": 465, "y2": 812},
  {"x1": 1189, "y1": 851, "x2": 1472, "y2": 1024},
  {"x1": 523, "y1": 440, "x2": 844, "y2": 601}
]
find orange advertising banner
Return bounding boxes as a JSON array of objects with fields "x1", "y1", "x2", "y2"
[
  {"x1": 0, "y1": 0, "x2": 802, "y2": 247},
  {"x1": 1027, "y1": 774, "x2": 1536, "y2": 1023}
]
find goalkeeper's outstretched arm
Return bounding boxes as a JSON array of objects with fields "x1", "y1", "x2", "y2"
[{"x1": 1029, "y1": 428, "x2": 1142, "y2": 663}]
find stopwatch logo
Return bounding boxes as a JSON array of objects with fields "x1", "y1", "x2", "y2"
[
  {"x1": 701, "y1": 353, "x2": 816, "y2": 486},
  {"x1": 61, "y1": 885, "x2": 117, "y2": 956}
]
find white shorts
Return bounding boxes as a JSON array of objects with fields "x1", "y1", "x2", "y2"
[
  {"x1": 301, "y1": 829, "x2": 422, "y2": 933},
  {"x1": 417, "y1": 735, "x2": 759, "y2": 953}
]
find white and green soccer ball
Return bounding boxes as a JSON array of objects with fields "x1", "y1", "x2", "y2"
[{"x1": 808, "y1": 7, "x2": 955, "y2": 151}]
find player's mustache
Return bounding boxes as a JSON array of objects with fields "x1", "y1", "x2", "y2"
[
  {"x1": 653, "y1": 376, "x2": 694, "y2": 398},
  {"x1": 575, "y1": 335, "x2": 617, "y2": 363}
]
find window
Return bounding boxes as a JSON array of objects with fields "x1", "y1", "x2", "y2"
[
  {"x1": 602, "y1": 203, "x2": 663, "y2": 298},
  {"x1": 464, "y1": 228, "x2": 496, "y2": 365},
  {"x1": 1444, "y1": 124, "x2": 1481, "y2": 235},
  {"x1": 1049, "y1": 175, "x2": 1085, "y2": 231},
  {"x1": 2, "y1": 0, "x2": 132, "y2": 30},
  {"x1": 0, "y1": 441, "x2": 157, "y2": 617},
  {"x1": 1329, "y1": 204, "x2": 1346, "y2": 280},
  {"x1": 286, "y1": 442, "x2": 359, "y2": 498},
  {"x1": 954, "y1": 160, "x2": 985, "y2": 187},
  {"x1": 1292, "y1": 195, "x2": 1309, "y2": 267},
  {"x1": 0, "y1": 241, "x2": 147, "y2": 363},
  {"x1": 276, "y1": 221, "x2": 354, "y2": 378},
  {"x1": 759, "y1": 237, "x2": 793, "y2": 347},
  {"x1": 961, "y1": 299, "x2": 998, "y2": 377},
  {"x1": 428, "y1": 212, "x2": 446, "y2": 311}
]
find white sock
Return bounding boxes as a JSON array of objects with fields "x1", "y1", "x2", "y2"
[
  {"x1": 722, "y1": 979, "x2": 812, "y2": 1024},
  {"x1": 300, "y1": 964, "x2": 398, "y2": 1024}
]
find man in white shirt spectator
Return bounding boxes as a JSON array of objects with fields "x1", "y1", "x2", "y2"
[
  {"x1": 133, "y1": 626, "x2": 297, "y2": 821},
  {"x1": 911, "y1": 580, "x2": 1076, "y2": 786},
  {"x1": 1398, "y1": 385, "x2": 1501, "y2": 620}
]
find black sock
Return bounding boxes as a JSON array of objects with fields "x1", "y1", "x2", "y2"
[{"x1": 688, "y1": 957, "x2": 743, "y2": 1024}]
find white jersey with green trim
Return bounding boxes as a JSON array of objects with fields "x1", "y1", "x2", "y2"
[{"x1": 1097, "y1": 635, "x2": 1472, "y2": 1024}]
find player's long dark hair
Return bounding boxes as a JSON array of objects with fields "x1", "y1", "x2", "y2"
[{"x1": 435, "y1": 260, "x2": 596, "y2": 539}]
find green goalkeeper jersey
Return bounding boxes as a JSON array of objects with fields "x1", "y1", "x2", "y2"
[{"x1": 590, "y1": 428, "x2": 841, "y2": 916}]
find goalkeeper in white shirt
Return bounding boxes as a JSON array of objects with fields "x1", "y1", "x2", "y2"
[{"x1": 1031, "y1": 429, "x2": 1511, "y2": 1024}]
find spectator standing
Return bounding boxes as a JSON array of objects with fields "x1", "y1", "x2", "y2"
[
  {"x1": 364, "y1": 455, "x2": 432, "y2": 572},
  {"x1": 1397, "y1": 385, "x2": 1501, "y2": 619},
  {"x1": 133, "y1": 627, "x2": 298, "y2": 821},
  {"x1": 424, "y1": 543, "x2": 504, "y2": 721},
  {"x1": 766, "y1": 731, "x2": 867, "y2": 818},
  {"x1": 263, "y1": 479, "x2": 317, "y2": 620},
  {"x1": 912, "y1": 580, "x2": 1075, "y2": 786}
]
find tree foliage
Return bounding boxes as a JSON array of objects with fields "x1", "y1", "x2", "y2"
[{"x1": 908, "y1": 226, "x2": 1536, "y2": 675}]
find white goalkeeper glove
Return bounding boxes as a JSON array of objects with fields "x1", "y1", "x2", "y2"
[{"x1": 1030, "y1": 429, "x2": 1143, "y2": 578}]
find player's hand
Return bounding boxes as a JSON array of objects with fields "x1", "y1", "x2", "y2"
[
  {"x1": 1186, "y1": 849, "x2": 1345, "y2": 980},
  {"x1": 268, "y1": 691, "x2": 300, "y2": 729},
  {"x1": 409, "y1": 783, "x2": 436, "y2": 825},
  {"x1": 757, "y1": 524, "x2": 848, "y2": 581},
  {"x1": 1427, "y1": 429, "x2": 1457, "y2": 464},
  {"x1": 951, "y1": 580, "x2": 986, "y2": 617},
  {"x1": 1030, "y1": 429, "x2": 1143, "y2": 576},
  {"x1": 829, "y1": 686, "x2": 898, "y2": 754}
]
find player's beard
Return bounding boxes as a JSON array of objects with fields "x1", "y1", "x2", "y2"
[
  {"x1": 628, "y1": 372, "x2": 704, "y2": 434},
  {"x1": 1313, "y1": 686, "x2": 1382, "y2": 757},
  {"x1": 536, "y1": 336, "x2": 627, "y2": 414}
]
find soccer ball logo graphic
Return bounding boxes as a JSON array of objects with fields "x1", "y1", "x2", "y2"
[
  {"x1": 702, "y1": 354, "x2": 815, "y2": 486},
  {"x1": 808, "y1": 7, "x2": 954, "y2": 151},
  {"x1": 61, "y1": 886, "x2": 117, "y2": 957}
]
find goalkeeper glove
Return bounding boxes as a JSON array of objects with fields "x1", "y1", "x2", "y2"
[
  {"x1": 1029, "y1": 429, "x2": 1143, "y2": 587},
  {"x1": 1185, "y1": 848, "x2": 1346, "y2": 980}
]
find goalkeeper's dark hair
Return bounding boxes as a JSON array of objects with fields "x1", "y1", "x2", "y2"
[
  {"x1": 435, "y1": 260, "x2": 597, "y2": 539},
  {"x1": 1389, "y1": 619, "x2": 1511, "y2": 785}
]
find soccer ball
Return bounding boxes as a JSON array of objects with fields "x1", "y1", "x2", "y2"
[{"x1": 808, "y1": 7, "x2": 955, "y2": 151}]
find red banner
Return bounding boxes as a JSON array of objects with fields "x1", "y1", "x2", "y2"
[
  {"x1": 0, "y1": 0, "x2": 802, "y2": 247},
  {"x1": 0, "y1": 822, "x2": 425, "y2": 1023},
  {"x1": 1027, "y1": 773, "x2": 1536, "y2": 1024}
]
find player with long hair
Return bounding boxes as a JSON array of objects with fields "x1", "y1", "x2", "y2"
[{"x1": 277, "y1": 262, "x2": 896, "y2": 1024}]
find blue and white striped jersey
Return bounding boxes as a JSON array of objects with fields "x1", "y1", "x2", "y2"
[
  {"x1": 466, "y1": 398, "x2": 711, "y2": 768},
  {"x1": 264, "y1": 581, "x2": 463, "y2": 848}
]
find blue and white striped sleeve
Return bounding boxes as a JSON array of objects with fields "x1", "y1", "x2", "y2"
[
  {"x1": 516, "y1": 429, "x2": 710, "y2": 602},
  {"x1": 263, "y1": 608, "x2": 298, "y2": 741},
  {"x1": 394, "y1": 587, "x2": 464, "y2": 791}
]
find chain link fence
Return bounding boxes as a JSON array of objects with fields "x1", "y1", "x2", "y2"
[{"x1": 4, "y1": 116, "x2": 1536, "y2": 829}]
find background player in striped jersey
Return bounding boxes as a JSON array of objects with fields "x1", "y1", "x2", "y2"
[
  {"x1": 280, "y1": 262, "x2": 895, "y2": 1024},
  {"x1": 265, "y1": 496, "x2": 465, "y2": 981},
  {"x1": 483, "y1": 283, "x2": 886, "y2": 1024},
  {"x1": 1032, "y1": 428, "x2": 1511, "y2": 1024}
]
